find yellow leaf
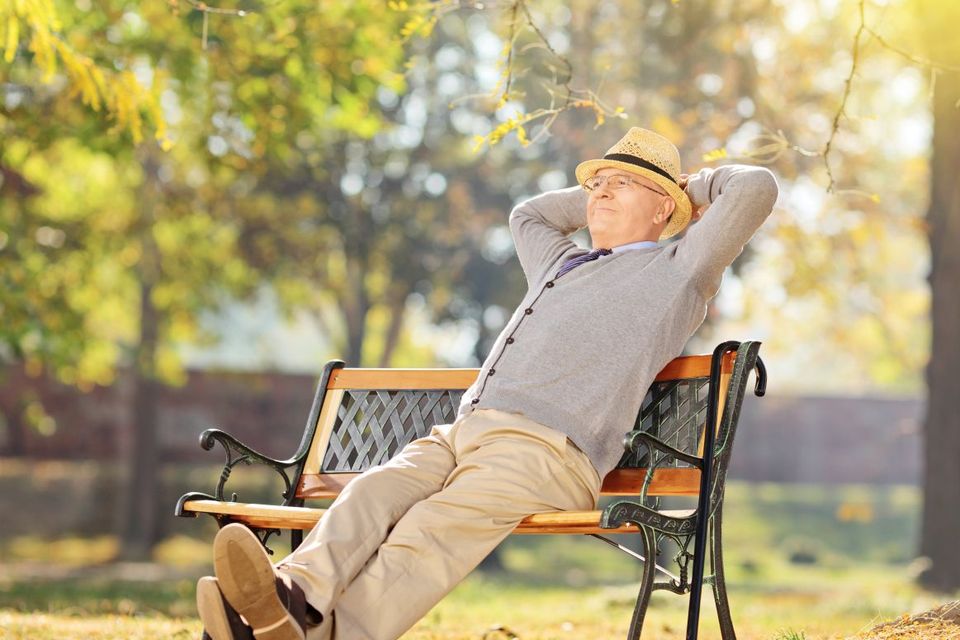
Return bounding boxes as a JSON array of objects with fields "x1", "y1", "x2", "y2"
[
  {"x1": 702, "y1": 147, "x2": 728, "y2": 162},
  {"x1": 516, "y1": 125, "x2": 529, "y2": 147},
  {"x1": 4, "y1": 15, "x2": 19, "y2": 63},
  {"x1": 651, "y1": 115, "x2": 685, "y2": 146}
]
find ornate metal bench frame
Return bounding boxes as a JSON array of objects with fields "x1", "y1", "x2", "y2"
[{"x1": 176, "y1": 340, "x2": 765, "y2": 640}]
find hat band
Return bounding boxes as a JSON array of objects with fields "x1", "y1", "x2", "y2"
[{"x1": 603, "y1": 153, "x2": 677, "y2": 184}]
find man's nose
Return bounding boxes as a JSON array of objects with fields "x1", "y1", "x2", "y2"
[{"x1": 592, "y1": 183, "x2": 614, "y2": 198}]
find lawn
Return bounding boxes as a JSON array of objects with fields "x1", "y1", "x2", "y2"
[
  {"x1": 0, "y1": 480, "x2": 955, "y2": 639},
  {"x1": 0, "y1": 565, "x2": 947, "y2": 639}
]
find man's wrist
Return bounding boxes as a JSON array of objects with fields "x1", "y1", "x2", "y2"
[{"x1": 682, "y1": 167, "x2": 715, "y2": 209}]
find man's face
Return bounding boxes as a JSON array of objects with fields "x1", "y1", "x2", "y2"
[{"x1": 585, "y1": 167, "x2": 674, "y2": 248}]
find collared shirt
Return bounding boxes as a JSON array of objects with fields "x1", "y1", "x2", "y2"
[{"x1": 611, "y1": 240, "x2": 659, "y2": 253}]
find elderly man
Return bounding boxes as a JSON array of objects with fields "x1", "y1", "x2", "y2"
[{"x1": 196, "y1": 127, "x2": 779, "y2": 640}]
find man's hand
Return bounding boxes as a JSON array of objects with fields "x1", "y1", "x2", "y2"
[{"x1": 678, "y1": 173, "x2": 708, "y2": 222}]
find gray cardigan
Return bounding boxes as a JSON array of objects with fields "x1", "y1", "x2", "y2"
[{"x1": 456, "y1": 165, "x2": 779, "y2": 479}]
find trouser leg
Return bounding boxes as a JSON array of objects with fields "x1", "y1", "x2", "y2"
[
  {"x1": 276, "y1": 425, "x2": 457, "y2": 616},
  {"x1": 324, "y1": 409, "x2": 601, "y2": 640}
]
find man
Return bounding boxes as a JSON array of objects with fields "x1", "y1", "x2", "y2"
[{"x1": 196, "y1": 127, "x2": 779, "y2": 640}]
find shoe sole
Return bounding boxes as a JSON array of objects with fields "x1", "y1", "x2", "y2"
[
  {"x1": 197, "y1": 576, "x2": 234, "y2": 640},
  {"x1": 214, "y1": 524, "x2": 305, "y2": 640}
]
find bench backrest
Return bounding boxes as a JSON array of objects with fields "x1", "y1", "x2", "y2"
[{"x1": 290, "y1": 351, "x2": 737, "y2": 502}]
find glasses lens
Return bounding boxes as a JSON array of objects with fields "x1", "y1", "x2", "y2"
[{"x1": 609, "y1": 176, "x2": 630, "y2": 188}]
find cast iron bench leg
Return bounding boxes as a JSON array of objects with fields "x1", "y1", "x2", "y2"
[
  {"x1": 626, "y1": 526, "x2": 658, "y2": 640},
  {"x1": 711, "y1": 506, "x2": 737, "y2": 640}
]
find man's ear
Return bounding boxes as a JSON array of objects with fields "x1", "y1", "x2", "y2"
[{"x1": 656, "y1": 198, "x2": 676, "y2": 224}]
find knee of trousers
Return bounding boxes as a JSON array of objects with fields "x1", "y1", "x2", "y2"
[{"x1": 335, "y1": 463, "x2": 442, "y2": 509}]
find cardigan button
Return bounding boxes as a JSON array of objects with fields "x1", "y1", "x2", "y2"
[
  {"x1": 488, "y1": 369, "x2": 496, "y2": 376},
  {"x1": 506, "y1": 337, "x2": 515, "y2": 344},
  {"x1": 470, "y1": 398, "x2": 479, "y2": 405},
  {"x1": 545, "y1": 281, "x2": 555, "y2": 288},
  {"x1": 524, "y1": 308, "x2": 533, "y2": 315}
]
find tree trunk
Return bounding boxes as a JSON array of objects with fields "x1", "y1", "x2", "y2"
[
  {"x1": 342, "y1": 260, "x2": 369, "y2": 367},
  {"x1": 919, "y1": 70, "x2": 960, "y2": 591},
  {"x1": 4, "y1": 391, "x2": 26, "y2": 456},
  {"x1": 120, "y1": 278, "x2": 161, "y2": 559},
  {"x1": 120, "y1": 151, "x2": 163, "y2": 560},
  {"x1": 378, "y1": 288, "x2": 409, "y2": 367}
]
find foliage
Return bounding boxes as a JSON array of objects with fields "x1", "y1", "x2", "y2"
[
  {"x1": 0, "y1": 0, "x2": 425, "y2": 555},
  {"x1": 0, "y1": 0, "x2": 167, "y2": 144},
  {"x1": 2, "y1": 0, "x2": 956, "y2": 557},
  {"x1": 3, "y1": 0, "x2": 948, "y2": 388},
  {"x1": 0, "y1": 0, "x2": 417, "y2": 383}
]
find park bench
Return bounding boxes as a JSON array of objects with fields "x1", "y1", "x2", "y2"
[{"x1": 176, "y1": 340, "x2": 765, "y2": 640}]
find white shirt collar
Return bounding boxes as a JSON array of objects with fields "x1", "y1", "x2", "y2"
[{"x1": 610, "y1": 240, "x2": 659, "y2": 253}]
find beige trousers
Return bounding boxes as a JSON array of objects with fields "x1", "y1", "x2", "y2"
[{"x1": 275, "y1": 409, "x2": 601, "y2": 640}]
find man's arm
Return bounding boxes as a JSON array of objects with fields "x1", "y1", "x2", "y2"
[
  {"x1": 509, "y1": 186, "x2": 589, "y2": 284},
  {"x1": 676, "y1": 165, "x2": 779, "y2": 296}
]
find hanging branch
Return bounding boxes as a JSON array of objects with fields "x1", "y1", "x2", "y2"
[
  {"x1": 822, "y1": 0, "x2": 960, "y2": 196},
  {"x1": 395, "y1": 0, "x2": 623, "y2": 148},
  {"x1": 706, "y1": 0, "x2": 958, "y2": 200},
  {"x1": 460, "y1": 0, "x2": 625, "y2": 149},
  {"x1": 822, "y1": 0, "x2": 868, "y2": 194},
  {"x1": 164, "y1": 0, "x2": 250, "y2": 50}
]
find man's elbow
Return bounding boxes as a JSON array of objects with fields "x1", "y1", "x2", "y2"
[
  {"x1": 750, "y1": 167, "x2": 779, "y2": 211},
  {"x1": 508, "y1": 205, "x2": 527, "y2": 231}
]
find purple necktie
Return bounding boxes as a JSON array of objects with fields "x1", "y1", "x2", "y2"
[{"x1": 555, "y1": 248, "x2": 613, "y2": 279}]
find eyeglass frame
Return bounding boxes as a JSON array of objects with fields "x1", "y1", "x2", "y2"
[{"x1": 582, "y1": 173, "x2": 669, "y2": 197}]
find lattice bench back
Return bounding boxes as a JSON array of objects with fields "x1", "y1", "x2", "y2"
[{"x1": 293, "y1": 353, "x2": 734, "y2": 501}]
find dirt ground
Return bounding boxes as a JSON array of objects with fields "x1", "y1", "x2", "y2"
[{"x1": 853, "y1": 601, "x2": 960, "y2": 640}]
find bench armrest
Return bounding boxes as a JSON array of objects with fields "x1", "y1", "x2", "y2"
[
  {"x1": 623, "y1": 430, "x2": 703, "y2": 469},
  {"x1": 174, "y1": 428, "x2": 304, "y2": 518},
  {"x1": 620, "y1": 430, "x2": 703, "y2": 508}
]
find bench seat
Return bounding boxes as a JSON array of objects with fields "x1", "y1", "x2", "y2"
[{"x1": 180, "y1": 498, "x2": 696, "y2": 535}]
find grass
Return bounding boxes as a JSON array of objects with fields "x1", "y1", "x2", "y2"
[
  {"x1": 0, "y1": 569, "x2": 951, "y2": 639},
  {"x1": 0, "y1": 479, "x2": 956, "y2": 639}
]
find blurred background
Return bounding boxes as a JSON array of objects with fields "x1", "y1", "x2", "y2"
[{"x1": 1, "y1": 0, "x2": 958, "y2": 637}]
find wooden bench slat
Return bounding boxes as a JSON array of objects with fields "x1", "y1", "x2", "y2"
[
  {"x1": 514, "y1": 508, "x2": 695, "y2": 535},
  {"x1": 325, "y1": 352, "x2": 734, "y2": 391},
  {"x1": 329, "y1": 369, "x2": 481, "y2": 390},
  {"x1": 598, "y1": 468, "x2": 700, "y2": 495},
  {"x1": 296, "y1": 467, "x2": 701, "y2": 500},
  {"x1": 180, "y1": 500, "x2": 693, "y2": 535},
  {"x1": 184, "y1": 500, "x2": 328, "y2": 530}
]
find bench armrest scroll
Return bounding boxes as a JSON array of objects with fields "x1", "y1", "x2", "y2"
[
  {"x1": 191, "y1": 427, "x2": 303, "y2": 507},
  {"x1": 752, "y1": 356, "x2": 767, "y2": 397},
  {"x1": 622, "y1": 430, "x2": 702, "y2": 506},
  {"x1": 623, "y1": 430, "x2": 703, "y2": 469}
]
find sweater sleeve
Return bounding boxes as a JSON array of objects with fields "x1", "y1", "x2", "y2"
[
  {"x1": 509, "y1": 186, "x2": 589, "y2": 284},
  {"x1": 676, "y1": 165, "x2": 779, "y2": 297}
]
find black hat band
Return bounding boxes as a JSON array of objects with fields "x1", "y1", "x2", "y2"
[{"x1": 603, "y1": 153, "x2": 677, "y2": 184}]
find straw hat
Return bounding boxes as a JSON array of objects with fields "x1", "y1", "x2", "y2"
[{"x1": 575, "y1": 127, "x2": 693, "y2": 239}]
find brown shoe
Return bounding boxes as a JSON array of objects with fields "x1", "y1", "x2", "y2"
[
  {"x1": 213, "y1": 524, "x2": 307, "y2": 640},
  {"x1": 197, "y1": 576, "x2": 255, "y2": 640}
]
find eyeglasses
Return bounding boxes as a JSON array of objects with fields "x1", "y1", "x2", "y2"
[{"x1": 582, "y1": 174, "x2": 667, "y2": 197}]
